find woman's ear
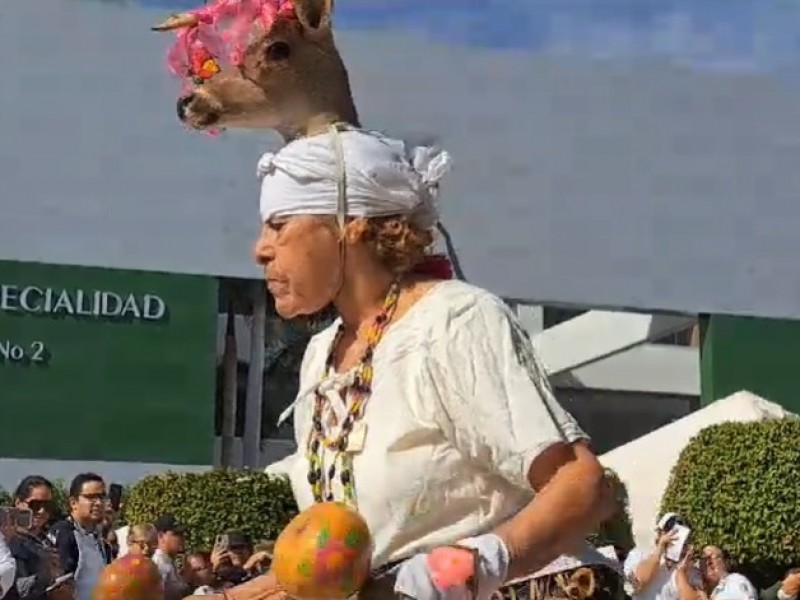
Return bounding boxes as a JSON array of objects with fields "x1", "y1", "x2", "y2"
[{"x1": 342, "y1": 217, "x2": 371, "y2": 244}]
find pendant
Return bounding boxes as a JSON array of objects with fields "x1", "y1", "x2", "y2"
[
  {"x1": 346, "y1": 422, "x2": 368, "y2": 452},
  {"x1": 325, "y1": 409, "x2": 338, "y2": 428}
]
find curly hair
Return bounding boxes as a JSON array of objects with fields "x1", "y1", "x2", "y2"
[{"x1": 359, "y1": 216, "x2": 435, "y2": 275}]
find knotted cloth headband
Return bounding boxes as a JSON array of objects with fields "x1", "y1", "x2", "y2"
[{"x1": 257, "y1": 126, "x2": 452, "y2": 227}]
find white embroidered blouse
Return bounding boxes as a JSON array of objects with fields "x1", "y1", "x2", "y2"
[{"x1": 266, "y1": 280, "x2": 587, "y2": 568}]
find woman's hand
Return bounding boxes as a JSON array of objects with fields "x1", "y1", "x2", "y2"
[
  {"x1": 44, "y1": 547, "x2": 62, "y2": 578},
  {"x1": 394, "y1": 534, "x2": 510, "y2": 600},
  {"x1": 658, "y1": 530, "x2": 678, "y2": 555},
  {"x1": 210, "y1": 547, "x2": 230, "y2": 572},
  {"x1": 243, "y1": 551, "x2": 271, "y2": 573},
  {"x1": 677, "y1": 545, "x2": 695, "y2": 572}
]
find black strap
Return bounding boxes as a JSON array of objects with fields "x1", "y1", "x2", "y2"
[{"x1": 370, "y1": 559, "x2": 403, "y2": 579}]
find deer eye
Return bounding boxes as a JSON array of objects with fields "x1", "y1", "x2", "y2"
[{"x1": 265, "y1": 41, "x2": 291, "y2": 61}]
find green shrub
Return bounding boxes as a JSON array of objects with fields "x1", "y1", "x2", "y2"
[
  {"x1": 587, "y1": 469, "x2": 634, "y2": 554},
  {"x1": 660, "y1": 418, "x2": 800, "y2": 587},
  {"x1": 0, "y1": 488, "x2": 10, "y2": 506},
  {"x1": 50, "y1": 479, "x2": 69, "y2": 520},
  {"x1": 123, "y1": 470, "x2": 297, "y2": 552}
]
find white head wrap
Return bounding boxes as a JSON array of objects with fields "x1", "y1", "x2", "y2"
[{"x1": 256, "y1": 127, "x2": 452, "y2": 227}]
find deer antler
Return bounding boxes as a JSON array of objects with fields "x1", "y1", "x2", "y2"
[{"x1": 151, "y1": 13, "x2": 200, "y2": 31}]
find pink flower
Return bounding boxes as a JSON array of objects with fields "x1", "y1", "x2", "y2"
[{"x1": 163, "y1": 0, "x2": 293, "y2": 82}]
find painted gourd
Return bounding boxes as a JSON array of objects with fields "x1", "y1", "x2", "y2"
[
  {"x1": 272, "y1": 501, "x2": 373, "y2": 599},
  {"x1": 92, "y1": 554, "x2": 163, "y2": 600}
]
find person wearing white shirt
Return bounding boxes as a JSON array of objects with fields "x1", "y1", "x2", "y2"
[
  {"x1": 624, "y1": 513, "x2": 702, "y2": 600},
  {"x1": 673, "y1": 545, "x2": 758, "y2": 600},
  {"x1": 187, "y1": 120, "x2": 613, "y2": 600},
  {"x1": 701, "y1": 546, "x2": 757, "y2": 600},
  {"x1": 0, "y1": 531, "x2": 17, "y2": 600},
  {"x1": 151, "y1": 515, "x2": 189, "y2": 600}
]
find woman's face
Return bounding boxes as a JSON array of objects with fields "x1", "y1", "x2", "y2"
[
  {"x1": 16, "y1": 485, "x2": 54, "y2": 532},
  {"x1": 185, "y1": 555, "x2": 213, "y2": 586},
  {"x1": 701, "y1": 546, "x2": 726, "y2": 585},
  {"x1": 253, "y1": 216, "x2": 341, "y2": 318},
  {"x1": 129, "y1": 533, "x2": 158, "y2": 558}
]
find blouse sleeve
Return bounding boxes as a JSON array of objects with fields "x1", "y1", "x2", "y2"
[
  {"x1": 0, "y1": 533, "x2": 15, "y2": 600},
  {"x1": 429, "y1": 295, "x2": 588, "y2": 489}
]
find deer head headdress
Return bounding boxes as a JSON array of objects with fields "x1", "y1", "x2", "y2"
[
  {"x1": 153, "y1": 0, "x2": 464, "y2": 281},
  {"x1": 152, "y1": 0, "x2": 359, "y2": 140}
]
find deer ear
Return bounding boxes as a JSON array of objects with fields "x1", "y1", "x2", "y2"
[{"x1": 293, "y1": 0, "x2": 333, "y2": 33}]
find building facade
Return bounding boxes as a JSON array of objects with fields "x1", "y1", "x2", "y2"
[{"x1": 0, "y1": 259, "x2": 218, "y2": 467}]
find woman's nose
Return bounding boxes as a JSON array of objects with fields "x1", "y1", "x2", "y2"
[{"x1": 253, "y1": 236, "x2": 274, "y2": 264}]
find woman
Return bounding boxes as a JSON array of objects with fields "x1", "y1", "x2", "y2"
[
  {"x1": 5, "y1": 477, "x2": 63, "y2": 600},
  {"x1": 126, "y1": 524, "x2": 158, "y2": 559},
  {"x1": 182, "y1": 552, "x2": 215, "y2": 596},
  {"x1": 199, "y1": 126, "x2": 612, "y2": 599}
]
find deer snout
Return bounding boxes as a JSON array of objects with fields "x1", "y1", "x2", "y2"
[
  {"x1": 176, "y1": 91, "x2": 221, "y2": 129},
  {"x1": 176, "y1": 94, "x2": 194, "y2": 121}
]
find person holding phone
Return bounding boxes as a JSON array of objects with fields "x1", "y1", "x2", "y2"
[
  {"x1": 624, "y1": 513, "x2": 702, "y2": 600},
  {"x1": 3, "y1": 476, "x2": 68, "y2": 600}
]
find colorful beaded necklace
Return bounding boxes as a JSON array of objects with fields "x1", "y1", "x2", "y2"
[{"x1": 306, "y1": 281, "x2": 401, "y2": 505}]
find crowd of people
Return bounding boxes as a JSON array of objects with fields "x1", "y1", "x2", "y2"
[
  {"x1": 0, "y1": 473, "x2": 271, "y2": 600},
  {"x1": 1, "y1": 469, "x2": 798, "y2": 600},
  {"x1": 623, "y1": 512, "x2": 800, "y2": 600}
]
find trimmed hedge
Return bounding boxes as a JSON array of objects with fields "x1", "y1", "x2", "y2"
[
  {"x1": 587, "y1": 469, "x2": 634, "y2": 554},
  {"x1": 660, "y1": 418, "x2": 800, "y2": 587},
  {"x1": 123, "y1": 470, "x2": 297, "y2": 552}
]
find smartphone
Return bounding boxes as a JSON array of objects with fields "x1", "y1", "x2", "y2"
[
  {"x1": 108, "y1": 484, "x2": 123, "y2": 512},
  {"x1": 665, "y1": 524, "x2": 691, "y2": 563},
  {"x1": 0, "y1": 507, "x2": 33, "y2": 529},
  {"x1": 45, "y1": 573, "x2": 75, "y2": 593},
  {"x1": 215, "y1": 534, "x2": 229, "y2": 552}
]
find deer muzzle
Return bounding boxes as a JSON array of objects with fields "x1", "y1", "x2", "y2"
[{"x1": 176, "y1": 91, "x2": 221, "y2": 128}]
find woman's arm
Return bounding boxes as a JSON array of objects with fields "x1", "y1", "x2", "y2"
[
  {"x1": 213, "y1": 572, "x2": 284, "y2": 600},
  {"x1": 431, "y1": 296, "x2": 614, "y2": 580},
  {"x1": 631, "y1": 548, "x2": 665, "y2": 592},
  {"x1": 676, "y1": 573, "x2": 702, "y2": 600},
  {"x1": 494, "y1": 441, "x2": 610, "y2": 578}
]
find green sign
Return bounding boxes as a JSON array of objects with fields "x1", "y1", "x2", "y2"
[{"x1": 0, "y1": 260, "x2": 218, "y2": 464}]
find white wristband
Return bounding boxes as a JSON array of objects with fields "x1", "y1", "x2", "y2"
[
  {"x1": 458, "y1": 533, "x2": 511, "y2": 599},
  {"x1": 777, "y1": 589, "x2": 797, "y2": 600}
]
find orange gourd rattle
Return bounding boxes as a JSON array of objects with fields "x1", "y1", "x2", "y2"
[{"x1": 272, "y1": 502, "x2": 373, "y2": 600}]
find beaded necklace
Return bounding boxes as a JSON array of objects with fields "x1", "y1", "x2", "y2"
[{"x1": 306, "y1": 281, "x2": 401, "y2": 505}]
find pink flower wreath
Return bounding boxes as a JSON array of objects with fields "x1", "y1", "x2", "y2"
[{"x1": 162, "y1": 0, "x2": 295, "y2": 92}]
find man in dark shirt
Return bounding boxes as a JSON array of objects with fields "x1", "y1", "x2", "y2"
[{"x1": 47, "y1": 474, "x2": 112, "y2": 600}]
